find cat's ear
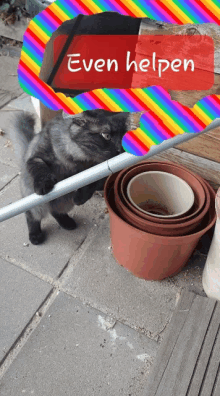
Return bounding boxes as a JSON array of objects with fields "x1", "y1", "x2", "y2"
[
  {"x1": 66, "y1": 113, "x2": 86, "y2": 127},
  {"x1": 72, "y1": 118, "x2": 86, "y2": 127},
  {"x1": 125, "y1": 111, "x2": 145, "y2": 131}
]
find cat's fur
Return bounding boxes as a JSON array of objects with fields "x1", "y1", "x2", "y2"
[{"x1": 11, "y1": 109, "x2": 140, "y2": 245}]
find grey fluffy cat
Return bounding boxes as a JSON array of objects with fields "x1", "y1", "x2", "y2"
[{"x1": 11, "y1": 109, "x2": 140, "y2": 245}]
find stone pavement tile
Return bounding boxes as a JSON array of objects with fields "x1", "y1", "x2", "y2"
[
  {"x1": 0, "y1": 257, "x2": 52, "y2": 363},
  {"x1": 0, "y1": 110, "x2": 19, "y2": 168},
  {"x1": 169, "y1": 250, "x2": 207, "y2": 296},
  {"x1": 0, "y1": 96, "x2": 41, "y2": 167},
  {"x1": 7, "y1": 93, "x2": 36, "y2": 113},
  {"x1": 0, "y1": 177, "x2": 107, "y2": 280},
  {"x1": 0, "y1": 57, "x2": 23, "y2": 106},
  {"x1": 0, "y1": 162, "x2": 18, "y2": 191},
  {"x1": 62, "y1": 217, "x2": 179, "y2": 341},
  {"x1": 0, "y1": 292, "x2": 159, "y2": 396},
  {"x1": 0, "y1": 17, "x2": 28, "y2": 42},
  {"x1": 0, "y1": 90, "x2": 13, "y2": 109},
  {"x1": 5, "y1": 93, "x2": 41, "y2": 132},
  {"x1": 0, "y1": 131, "x2": 18, "y2": 169},
  {"x1": 0, "y1": 46, "x2": 21, "y2": 58},
  {"x1": 155, "y1": 231, "x2": 215, "y2": 296}
]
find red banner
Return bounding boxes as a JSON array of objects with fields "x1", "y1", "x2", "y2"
[{"x1": 52, "y1": 34, "x2": 214, "y2": 91}]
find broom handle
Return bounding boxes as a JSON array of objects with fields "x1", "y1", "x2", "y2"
[{"x1": 1, "y1": 119, "x2": 220, "y2": 223}]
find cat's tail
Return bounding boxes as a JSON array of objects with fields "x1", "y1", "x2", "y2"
[{"x1": 9, "y1": 111, "x2": 35, "y2": 165}]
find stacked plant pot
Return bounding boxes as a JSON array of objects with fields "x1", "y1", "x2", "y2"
[{"x1": 104, "y1": 161, "x2": 216, "y2": 281}]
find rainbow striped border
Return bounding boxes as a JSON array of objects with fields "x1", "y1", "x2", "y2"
[{"x1": 18, "y1": 0, "x2": 220, "y2": 156}]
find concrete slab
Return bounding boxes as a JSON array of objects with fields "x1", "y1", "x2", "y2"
[
  {"x1": 5, "y1": 93, "x2": 41, "y2": 132},
  {"x1": 0, "y1": 46, "x2": 21, "y2": 58},
  {"x1": 0, "y1": 292, "x2": 159, "y2": 396},
  {"x1": 0, "y1": 162, "x2": 18, "y2": 191},
  {"x1": 0, "y1": 127, "x2": 18, "y2": 168},
  {"x1": 167, "y1": 250, "x2": 208, "y2": 296},
  {"x1": 0, "y1": 96, "x2": 41, "y2": 155},
  {"x1": 0, "y1": 90, "x2": 13, "y2": 109},
  {"x1": 61, "y1": 217, "x2": 179, "y2": 341},
  {"x1": 0, "y1": 17, "x2": 28, "y2": 42},
  {"x1": 0, "y1": 106, "x2": 24, "y2": 167},
  {"x1": 0, "y1": 99, "x2": 41, "y2": 168},
  {"x1": 7, "y1": 93, "x2": 36, "y2": 113},
  {"x1": 0, "y1": 57, "x2": 23, "y2": 108},
  {"x1": 0, "y1": 257, "x2": 52, "y2": 363},
  {"x1": 0, "y1": 177, "x2": 107, "y2": 280},
  {"x1": 0, "y1": 56, "x2": 22, "y2": 93}
]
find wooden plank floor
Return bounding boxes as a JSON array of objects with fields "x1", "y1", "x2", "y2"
[
  {"x1": 144, "y1": 290, "x2": 220, "y2": 396},
  {"x1": 149, "y1": 147, "x2": 220, "y2": 191},
  {"x1": 177, "y1": 130, "x2": 220, "y2": 164},
  {"x1": 177, "y1": 127, "x2": 220, "y2": 164},
  {"x1": 145, "y1": 124, "x2": 220, "y2": 191}
]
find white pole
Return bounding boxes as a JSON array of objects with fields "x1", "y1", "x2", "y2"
[{"x1": 1, "y1": 118, "x2": 220, "y2": 222}]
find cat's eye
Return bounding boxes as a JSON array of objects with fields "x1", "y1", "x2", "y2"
[{"x1": 101, "y1": 133, "x2": 111, "y2": 141}]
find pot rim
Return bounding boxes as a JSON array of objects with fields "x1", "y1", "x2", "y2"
[
  {"x1": 126, "y1": 170, "x2": 195, "y2": 218},
  {"x1": 118, "y1": 161, "x2": 206, "y2": 223},
  {"x1": 104, "y1": 174, "x2": 216, "y2": 245},
  {"x1": 114, "y1": 164, "x2": 210, "y2": 230}
]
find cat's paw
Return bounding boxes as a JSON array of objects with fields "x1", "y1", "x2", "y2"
[
  {"x1": 34, "y1": 173, "x2": 57, "y2": 195},
  {"x1": 29, "y1": 230, "x2": 46, "y2": 245},
  {"x1": 74, "y1": 195, "x2": 87, "y2": 206},
  {"x1": 74, "y1": 188, "x2": 93, "y2": 205},
  {"x1": 52, "y1": 213, "x2": 77, "y2": 230}
]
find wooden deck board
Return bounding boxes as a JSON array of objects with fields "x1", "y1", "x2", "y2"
[
  {"x1": 145, "y1": 290, "x2": 220, "y2": 396},
  {"x1": 188, "y1": 304, "x2": 220, "y2": 396},
  {"x1": 148, "y1": 147, "x2": 220, "y2": 191},
  {"x1": 212, "y1": 367, "x2": 220, "y2": 396},
  {"x1": 200, "y1": 327, "x2": 220, "y2": 396},
  {"x1": 176, "y1": 130, "x2": 220, "y2": 164},
  {"x1": 145, "y1": 291, "x2": 195, "y2": 396}
]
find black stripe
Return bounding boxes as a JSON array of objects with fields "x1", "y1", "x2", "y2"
[
  {"x1": 52, "y1": 88, "x2": 88, "y2": 95},
  {"x1": 47, "y1": 14, "x2": 84, "y2": 87}
]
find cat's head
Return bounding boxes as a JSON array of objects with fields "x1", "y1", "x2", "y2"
[{"x1": 62, "y1": 109, "x2": 142, "y2": 162}]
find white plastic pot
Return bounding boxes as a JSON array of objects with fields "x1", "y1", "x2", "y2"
[
  {"x1": 202, "y1": 189, "x2": 220, "y2": 300},
  {"x1": 31, "y1": 97, "x2": 41, "y2": 118}
]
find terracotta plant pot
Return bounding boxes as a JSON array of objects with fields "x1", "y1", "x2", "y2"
[
  {"x1": 116, "y1": 161, "x2": 206, "y2": 224},
  {"x1": 114, "y1": 162, "x2": 210, "y2": 236},
  {"x1": 104, "y1": 173, "x2": 216, "y2": 280}
]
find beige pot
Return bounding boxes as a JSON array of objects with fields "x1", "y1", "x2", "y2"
[{"x1": 127, "y1": 171, "x2": 194, "y2": 218}]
